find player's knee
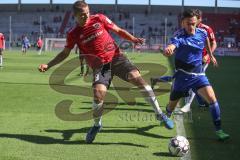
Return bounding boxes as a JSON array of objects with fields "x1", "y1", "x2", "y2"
[
  {"x1": 94, "y1": 91, "x2": 105, "y2": 102},
  {"x1": 128, "y1": 70, "x2": 140, "y2": 79},
  {"x1": 93, "y1": 86, "x2": 107, "y2": 102},
  {"x1": 128, "y1": 70, "x2": 145, "y2": 85},
  {"x1": 206, "y1": 94, "x2": 217, "y2": 104}
]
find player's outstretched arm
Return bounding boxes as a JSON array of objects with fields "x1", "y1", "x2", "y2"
[
  {"x1": 208, "y1": 27, "x2": 217, "y2": 53},
  {"x1": 163, "y1": 44, "x2": 176, "y2": 57},
  {"x1": 205, "y1": 38, "x2": 218, "y2": 67},
  {"x1": 111, "y1": 25, "x2": 145, "y2": 45},
  {"x1": 38, "y1": 47, "x2": 71, "y2": 72},
  {"x1": 210, "y1": 40, "x2": 217, "y2": 53}
]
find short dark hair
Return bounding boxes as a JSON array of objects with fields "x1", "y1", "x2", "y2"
[
  {"x1": 194, "y1": 9, "x2": 202, "y2": 19},
  {"x1": 72, "y1": 0, "x2": 88, "y2": 14},
  {"x1": 182, "y1": 9, "x2": 196, "y2": 19}
]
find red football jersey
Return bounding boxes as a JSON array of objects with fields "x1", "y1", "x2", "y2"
[
  {"x1": 0, "y1": 33, "x2": 5, "y2": 49},
  {"x1": 65, "y1": 14, "x2": 120, "y2": 68},
  {"x1": 198, "y1": 23, "x2": 216, "y2": 64},
  {"x1": 37, "y1": 39, "x2": 43, "y2": 48}
]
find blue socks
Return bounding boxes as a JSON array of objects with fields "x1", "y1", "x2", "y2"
[{"x1": 209, "y1": 101, "x2": 221, "y2": 131}]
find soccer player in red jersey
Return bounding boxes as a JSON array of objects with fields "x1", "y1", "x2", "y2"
[
  {"x1": 39, "y1": 1, "x2": 174, "y2": 143},
  {"x1": 181, "y1": 9, "x2": 218, "y2": 113},
  {"x1": 37, "y1": 37, "x2": 43, "y2": 55},
  {"x1": 0, "y1": 32, "x2": 5, "y2": 67}
]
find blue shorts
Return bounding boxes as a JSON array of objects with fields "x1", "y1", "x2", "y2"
[
  {"x1": 22, "y1": 45, "x2": 28, "y2": 49},
  {"x1": 170, "y1": 70, "x2": 210, "y2": 101}
]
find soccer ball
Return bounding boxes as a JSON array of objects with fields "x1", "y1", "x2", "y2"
[{"x1": 168, "y1": 135, "x2": 190, "y2": 157}]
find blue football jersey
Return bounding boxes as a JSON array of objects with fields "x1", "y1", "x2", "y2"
[
  {"x1": 22, "y1": 37, "x2": 30, "y2": 46},
  {"x1": 170, "y1": 28, "x2": 207, "y2": 73}
]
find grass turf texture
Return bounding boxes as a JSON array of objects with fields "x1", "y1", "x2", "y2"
[{"x1": 0, "y1": 50, "x2": 239, "y2": 160}]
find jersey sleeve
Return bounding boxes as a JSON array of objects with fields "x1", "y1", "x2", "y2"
[
  {"x1": 65, "y1": 32, "x2": 76, "y2": 49},
  {"x1": 207, "y1": 27, "x2": 216, "y2": 42},
  {"x1": 170, "y1": 36, "x2": 182, "y2": 48},
  {"x1": 170, "y1": 29, "x2": 184, "y2": 48},
  {"x1": 99, "y1": 14, "x2": 115, "y2": 31}
]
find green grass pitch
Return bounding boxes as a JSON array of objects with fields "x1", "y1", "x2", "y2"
[{"x1": 0, "y1": 50, "x2": 239, "y2": 160}]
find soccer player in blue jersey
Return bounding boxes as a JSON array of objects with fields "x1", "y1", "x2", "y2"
[
  {"x1": 163, "y1": 9, "x2": 229, "y2": 141},
  {"x1": 181, "y1": 9, "x2": 217, "y2": 113},
  {"x1": 22, "y1": 36, "x2": 30, "y2": 54}
]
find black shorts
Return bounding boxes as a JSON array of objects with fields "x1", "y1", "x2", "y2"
[{"x1": 92, "y1": 54, "x2": 138, "y2": 88}]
